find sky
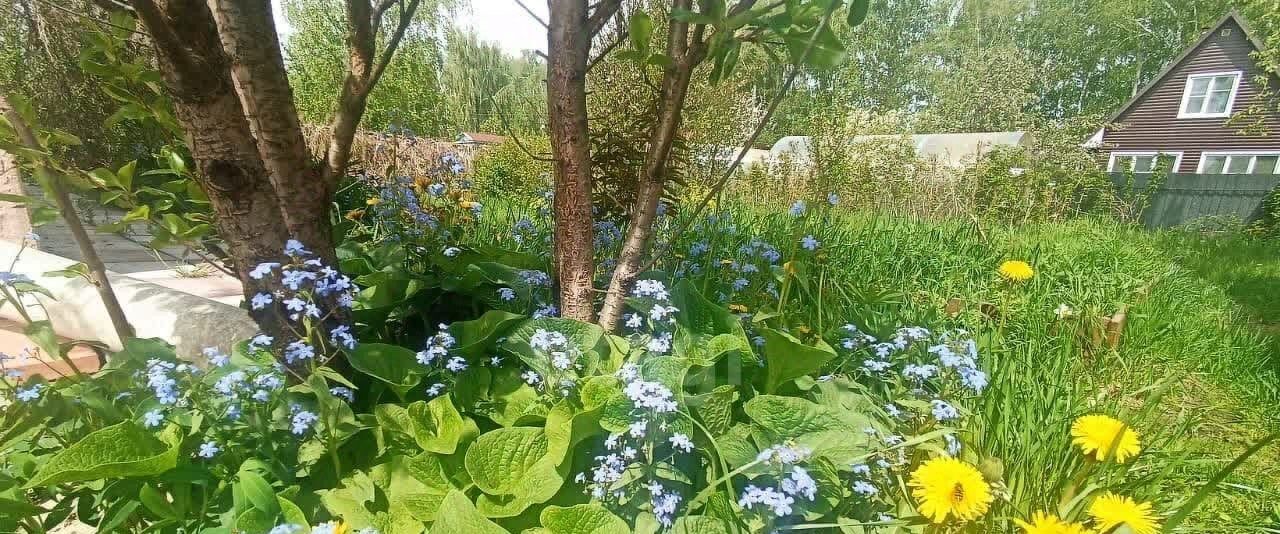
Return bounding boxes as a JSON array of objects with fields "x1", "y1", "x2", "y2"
[{"x1": 271, "y1": 0, "x2": 548, "y2": 56}]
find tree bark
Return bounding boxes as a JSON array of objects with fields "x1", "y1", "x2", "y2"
[
  {"x1": 131, "y1": 0, "x2": 293, "y2": 324},
  {"x1": 546, "y1": 0, "x2": 598, "y2": 322},
  {"x1": 206, "y1": 0, "x2": 331, "y2": 254},
  {"x1": 598, "y1": 1, "x2": 703, "y2": 331},
  {"x1": 1, "y1": 92, "x2": 135, "y2": 343}
]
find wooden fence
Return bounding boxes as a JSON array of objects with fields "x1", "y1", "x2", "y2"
[{"x1": 1109, "y1": 172, "x2": 1280, "y2": 228}]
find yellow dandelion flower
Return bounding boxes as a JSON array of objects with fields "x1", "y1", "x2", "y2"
[
  {"x1": 313, "y1": 520, "x2": 351, "y2": 534},
  {"x1": 365, "y1": 196, "x2": 381, "y2": 206},
  {"x1": 998, "y1": 260, "x2": 1034, "y2": 281},
  {"x1": 1088, "y1": 493, "x2": 1160, "y2": 534},
  {"x1": 1015, "y1": 511, "x2": 1095, "y2": 534},
  {"x1": 728, "y1": 303, "x2": 749, "y2": 313},
  {"x1": 908, "y1": 457, "x2": 994, "y2": 524},
  {"x1": 1071, "y1": 414, "x2": 1141, "y2": 463}
]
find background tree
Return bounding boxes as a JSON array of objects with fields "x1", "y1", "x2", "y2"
[
  {"x1": 285, "y1": 0, "x2": 455, "y2": 137},
  {"x1": 443, "y1": 29, "x2": 548, "y2": 134}
]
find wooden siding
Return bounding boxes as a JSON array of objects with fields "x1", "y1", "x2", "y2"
[{"x1": 1103, "y1": 17, "x2": 1280, "y2": 172}]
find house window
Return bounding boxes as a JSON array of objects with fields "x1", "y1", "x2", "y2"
[
  {"x1": 1108, "y1": 152, "x2": 1181, "y2": 173},
  {"x1": 1178, "y1": 71, "x2": 1241, "y2": 118},
  {"x1": 1198, "y1": 152, "x2": 1280, "y2": 174}
]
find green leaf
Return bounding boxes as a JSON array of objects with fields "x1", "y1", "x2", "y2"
[
  {"x1": 502, "y1": 318, "x2": 607, "y2": 378},
  {"x1": 759, "y1": 327, "x2": 835, "y2": 393},
  {"x1": 0, "y1": 193, "x2": 35, "y2": 205},
  {"x1": 139, "y1": 484, "x2": 178, "y2": 520},
  {"x1": 689, "y1": 385, "x2": 738, "y2": 436},
  {"x1": 846, "y1": 0, "x2": 870, "y2": 27},
  {"x1": 629, "y1": 12, "x2": 654, "y2": 54},
  {"x1": 743, "y1": 395, "x2": 873, "y2": 464},
  {"x1": 671, "y1": 280, "x2": 752, "y2": 364},
  {"x1": 121, "y1": 204, "x2": 150, "y2": 223},
  {"x1": 408, "y1": 395, "x2": 465, "y2": 454},
  {"x1": 25, "y1": 422, "x2": 179, "y2": 487},
  {"x1": 431, "y1": 490, "x2": 507, "y2": 534},
  {"x1": 450, "y1": 310, "x2": 526, "y2": 357},
  {"x1": 116, "y1": 160, "x2": 137, "y2": 191},
  {"x1": 23, "y1": 321, "x2": 61, "y2": 363},
  {"x1": 347, "y1": 342, "x2": 424, "y2": 392},
  {"x1": 237, "y1": 471, "x2": 279, "y2": 518},
  {"x1": 540, "y1": 504, "x2": 629, "y2": 534},
  {"x1": 465, "y1": 427, "x2": 549, "y2": 495},
  {"x1": 672, "y1": 516, "x2": 734, "y2": 534},
  {"x1": 0, "y1": 497, "x2": 46, "y2": 518},
  {"x1": 86, "y1": 167, "x2": 121, "y2": 190}
]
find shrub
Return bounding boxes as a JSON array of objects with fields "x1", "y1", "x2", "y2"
[{"x1": 469, "y1": 137, "x2": 553, "y2": 200}]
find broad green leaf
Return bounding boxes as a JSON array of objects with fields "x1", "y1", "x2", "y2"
[
  {"x1": 501, "y1": 318, "x2": 607, "y2": 378},
  {"x1": 237, "y1": 471, "x2": 279, "y2": 518},
  {"x1": 25, "y1": 423, "x2": 179, "y2": 487},
  {"x1": 540, "y1": 504, "x2": 629, "y2": 534},
  {"x1": 450, "y1": 310, "x2": 525, "y2": 357},
  {"x1": 121, "y1": 204, "x2": 150, "y2": 222},
  {"x1": 671, "y1": 280, "x2": 752, "y2": 364},
  {"x1": 629, "y1": 12, "x2": 653, "y2": 54},
  {"x1": 0, "y1": 497, "x2": 46, "y2": 518},
  {"x1": 23, "y1": 321, "x2": 61, "y2": 364},
  {"x1": 846, "y1": 0, "x2": 870, "y2": 27},
  {"x1": 431, "y1": 490, "x2": 506, "y2": 534},
  {"x1": 744, "y1": 395, "x2": 873, "y2": 463},
  {"x1": 139, "y1": 484, "x2": 177, "y2": 520},
  {"x1": 759, "y1": 327, "x2": 834, "y2": 393},
  {"x1": 689, "y1": 385, "x2": 738, "y2": 436},
  {"x1": 672, "y1": 516, "x2": 733, "y2": 534},
  {"x1": 408, "y1": 395, "x2": 465, "y2": 454},
  {"x1": 347, "y1": 343, "x2": 423, "y2": 391},
  {"x1": 465, "y1": 427, "x2": 549, "y2": 495},
  {"x1": 116, "y1": 161, "x2": 136, "y2": 190}
]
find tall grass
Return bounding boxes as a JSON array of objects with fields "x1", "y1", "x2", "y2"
[{"x1": 463, "y1": 196, "x2": 1279, "y2": 530}]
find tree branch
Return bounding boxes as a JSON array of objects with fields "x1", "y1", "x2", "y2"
[
  {"x1": 489, "y1": 94, "x2": 553, "y2": 162},
  {"x1": 323, "y1": 0, "x2": 422, "y2": 184},
  {"x1": 513, "y1": 0, "x2": 548, "y2": 29},
  {"x1": 368, "y1": 0, "x2": 419, "y2": 89},
  {"x1": 129, "y1": 0, "x2": 199, "y2": 78},
  {"x1": 586, "y1": 0, "x2": 622, "y2": 38},
  {"x1": 586, "y1": 28, "x2": 627, "y2": 73},
  {"x1": 641, "y1": 4, "x2": 841, "y2": 274}
]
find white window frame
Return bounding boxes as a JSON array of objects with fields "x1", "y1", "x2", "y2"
[
  {"x1": 1177, "y1": 71, "x2": 1242, "y2": 119},
  {"x1": 1107, "y1": 151, "x2": 1184, "y2": 173},
  {"x1": 1195, "y1": 151, "x2": 1280, "y2": 174}
]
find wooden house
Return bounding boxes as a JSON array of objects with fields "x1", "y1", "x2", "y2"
[{"x1": 1089, "y1": 11, "x2": 1280, "y2": 175}]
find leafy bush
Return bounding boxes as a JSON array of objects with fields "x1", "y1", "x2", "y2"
[{"x1": 468, "y1": 138, "x2": 553, "y2": 201}]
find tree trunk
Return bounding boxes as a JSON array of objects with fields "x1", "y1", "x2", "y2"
[
  {"x1": 131, "y1": 0, "x2": 293, "y2": 326},
  {"x1": 206, "y1": 0, "x2": 332, "y2": 255},
  {"x1": 546, "y1": 0, "x2": 597, "y2": 322},
  {"x1": 598, "y1": 3, "x2": 701, "y2": 331}
]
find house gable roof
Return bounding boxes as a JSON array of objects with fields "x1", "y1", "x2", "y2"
[{"x1": 1105, "y1": 10, "x2": 1269, "y2": 125}]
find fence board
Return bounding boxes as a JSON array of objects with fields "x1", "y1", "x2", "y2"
[{"x1": 1108, "y1": 172, "x2": 1280, "y2": 228}]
